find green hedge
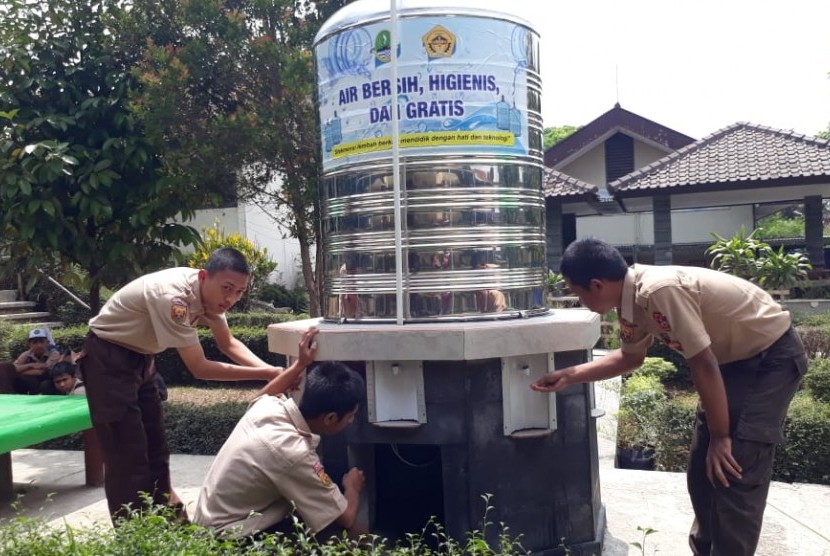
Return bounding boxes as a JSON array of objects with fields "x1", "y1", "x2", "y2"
[
  {"x1": 35, "y1": 386, "x2": 251, "y2": 454},
  {"x1": 164, "y1": 399, "x2": 248, "y2": 454},
  {"x1": 639, "y1": 391, "x2": 830, "y2": 485},
  {"x1": 4, "y1": 315, "x2": 305, "y2": 386}
]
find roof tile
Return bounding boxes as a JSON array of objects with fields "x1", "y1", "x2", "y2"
[{"x1": 609, "y1": 123, "x2": 830, "y2": 194}]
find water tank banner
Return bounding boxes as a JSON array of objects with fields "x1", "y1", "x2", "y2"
[{"x1": 316, "y1": 16, "x2": 534, "y2": 171}]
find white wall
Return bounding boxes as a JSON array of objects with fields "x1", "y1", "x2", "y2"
[
  {"x1": 186, "y1": 175, "x2": 307, "y2": 287},
  {"x1": 241, "y1": 201, "x2": 304, "y2": 287},
  {"x1": 576, "y1": 205, "x2": 755, "y2": 245}
]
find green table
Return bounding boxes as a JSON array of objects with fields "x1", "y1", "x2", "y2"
[{"x1": 0, "y1": 394, "x2": 104, "y2": 501}]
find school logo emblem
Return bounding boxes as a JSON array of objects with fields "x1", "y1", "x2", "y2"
[
  {"x1": 374, "y1": 30, "x2": 392, "y2": 65},
  {"x1": 312, "y1": 461, "x2": 333, "y2": 487},
  {"x1": 652, "y1": 312, "x2": 671, "y2": 331},
  {"x1": 170, "y1": 297, "x2": 189, "y2": 324},
  {"x1": 423, "y1": 25, "x2": 456, "y2": 59}
]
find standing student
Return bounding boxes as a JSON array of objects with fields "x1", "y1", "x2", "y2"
[
  {"x1": 531, "y1": 238, "x2": 807, "y2": 556},
  {"x1": 80, "y1": 247, "x2": 311, "y2": 525}
]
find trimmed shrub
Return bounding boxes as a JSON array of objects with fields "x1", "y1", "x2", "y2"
[
  {"x1": 796, "y1": 325, "x2": 830, "y2": 359},
  {"x1": 225, "y1": 311, "x2": 306, "y2": 328},
  {"x1": 4, "y1": 318, "x2": 302, "y2": 386},
  {"x1": 0, "y1": 320, "x2": 13, "y2": 361},
  {"x1": 645, "y1": 342, "x2": 693, "y2": 388},
  {"x1": 165, "y1": 399, "x2": 247, "y2": 454},
  {"x1": 35, "y1": 386, "x2": 253, "y2": 454},
  {"x1": 804, "y1": 358, "x2": 830, "y2": 402},
  {"x1": 773, "y1": 394, "x2": 830, "y2": 484},
  {"x1": 155, "y1": 326, "x2": 288, "y2": 386},
  {"x1": 257, "y1": 283, "x2": 309, "y2": 314},
  {"x1": 617, "y1": 374, "x2": 666, "y2": 450},
  {"x1": 653, "y1": 393, "x2": 697, "y2": 471},
  {"x1": 634, "y1": 390, "x2": 830, "y2": 485},
  {"x1": 634, "y1": 357, "x2": 677, "y2": 382}
]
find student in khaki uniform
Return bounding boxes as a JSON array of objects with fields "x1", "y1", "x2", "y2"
[
  {"x1": 13, "y1": 328, "x2": 62, "y2": 394},
  {"x1": 194, "y1": 359, "x2": 366, "y2": 538},
  {"x1": 531, "y1": 238, "x2": 807, "y2": 556},
  {"x1": 80, "y1": 248, "x2": 315, "y2": 525}
]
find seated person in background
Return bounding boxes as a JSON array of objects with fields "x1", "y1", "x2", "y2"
[
  {"x1": 194, "y1": 344, "x2": 367, "y2": 540},
  {"x1": 50, "y1": 362, "x2": 86, "y2": 395},
  {"x1": 13, "y1": 328, "x2": 62, "y2": 394}
]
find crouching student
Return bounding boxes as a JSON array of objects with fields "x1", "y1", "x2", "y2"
[
  {"x1": 50, "y1": 362, "x2": 86, "y2": 395},
  {"x1": 194, "y1": 357, "x2": 367, "y2": 539}
]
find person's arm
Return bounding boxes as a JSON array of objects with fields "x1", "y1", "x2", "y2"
[
  {"x1": 13, "y1": 353, "x2": 46, "y2": 375},
  {"x1": 256, "y1": 328, "x2": 319, "y2": 397},
  {"x1": 176, "y1": 341, "x2": 280, "y2": 381},
  {"x1": 687, "y1": 346, "x2": 742, "y2": 487},
  {"x1": 334, "y1": 467, "x2": 365, "y2": 530},
  {"x1": 531, "y1": 348, "x2": 647, "y2": 392},
  {"x1": 210, "y1": 318, "x2": 272, "y2": 368}
]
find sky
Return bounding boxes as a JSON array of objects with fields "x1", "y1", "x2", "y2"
[{"x1": 481, "y1": 0, "x2": 830, "y2": 139}]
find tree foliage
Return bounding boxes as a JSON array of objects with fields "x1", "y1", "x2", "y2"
[
  {"x1": 0, "y1": 0, "x2": 201, "y2": 312},
  {"x1": 129, "y1": 0, "x2": 351, "y2": 316},
  {"x1": 543, "y1": 125, "x2": 579, "y2": 150}
]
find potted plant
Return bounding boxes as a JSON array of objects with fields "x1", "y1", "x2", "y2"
[{"x1": 615, "y1": 374, "x2": 666, "y2": 470}]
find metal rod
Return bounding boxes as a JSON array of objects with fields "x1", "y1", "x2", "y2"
[
  {"x1": 40, "y1": 271, "x2": 91, "y2": 310},
  {"x1": 390, "y1": 0, "x2": 404, "y2": 326}
]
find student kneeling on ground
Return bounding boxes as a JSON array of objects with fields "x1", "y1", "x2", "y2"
[{"x1": 194, "y1": 344, "x2": 367, "y2": 539}]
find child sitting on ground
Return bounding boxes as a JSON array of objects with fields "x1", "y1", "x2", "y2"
[{"x1": 50, "y1": 362, "x2": 86, "y2": 395}]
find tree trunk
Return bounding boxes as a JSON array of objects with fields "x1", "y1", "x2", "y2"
[
  {"x1": 295, "y1": 222, "x2": 321, "y2": 318},
  {"x1": 88, "y1": 278, "x2": 102, "y2": 316}
]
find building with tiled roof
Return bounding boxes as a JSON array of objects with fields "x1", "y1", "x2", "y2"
[{"x1": 544, "y1": 109, "x2": 829, "y2": 271}]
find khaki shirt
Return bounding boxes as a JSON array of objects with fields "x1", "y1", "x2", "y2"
[
  {"x1": 619, "y1": 265, "x2": 791, "y2": 364},
  {"x1": 193, "y1": 395, "x2": 347, "y2": 537},
  {"x1": 89, "y1": 267, "x2": 225, "y2": 354},
  {"x1": 14, "y1": 347, "x2": 61, "y2": 370}
]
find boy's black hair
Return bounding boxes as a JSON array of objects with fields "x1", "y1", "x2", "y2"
[
  {"x1": 560, "y1": 238, "x2": 629, "y2": 288},
  {"x1": 299, "y1": 361, "x2": 365, "y2": 421},
  {"x1": 205, "y1": 247, "x2": 251, "y2": 276},
  {"x1": 49, "y1": 361, "x2": 77, "y2": 380}
]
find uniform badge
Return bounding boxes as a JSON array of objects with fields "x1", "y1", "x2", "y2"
[
  {"x1": 652, "y1": 312, "x2": 671, "y2": 331},
  {"x1": 170, "y1": 297, "x2": 189, "y2": 324},
  {"x1": 659, "y1": 333, "x2": 683, "y2": 352},
  {"x1": 619, "y1": 317, "x2": 637, "y2": 343},
  {"x1": 312, "y1": 461, "x2": 333, "y2": 487}
]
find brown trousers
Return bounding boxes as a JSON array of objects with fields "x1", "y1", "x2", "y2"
[
  {"x1": 687, "y1": 327, "x2": 807, "y2": 556},
  {"x1": 79, "y1": 332, "x2": 172, "y2": 525}
]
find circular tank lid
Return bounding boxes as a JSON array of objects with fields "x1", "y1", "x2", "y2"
[{"x1": 315, "y1": 0, "x2": 536, "y2": 45}]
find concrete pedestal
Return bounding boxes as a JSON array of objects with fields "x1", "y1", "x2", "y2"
[{"x1": 268, "y1": 310, "x2": 604, "y2": 555}]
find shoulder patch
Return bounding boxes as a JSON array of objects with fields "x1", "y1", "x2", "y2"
[
  {"x1": 652, "y1": 312, "x2": 671, "y2": 331},
  {"x1": 312, "y1": 461, "x2": 333, "y2": 487},
  {"x1": 170, "y1": 297, "x2": 189, "y2": 324},
  {"x1": 619, "y1": 317, "x2": 637, "y2": 343}
]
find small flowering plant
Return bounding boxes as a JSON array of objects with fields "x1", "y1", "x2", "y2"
[{"x1": 188, "y1": 223, "x2": 277, "y2": 303}]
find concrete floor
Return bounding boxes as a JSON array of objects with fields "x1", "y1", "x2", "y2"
[{"x1": 2, "y1": 377, "x2": 829, "y2": 555}]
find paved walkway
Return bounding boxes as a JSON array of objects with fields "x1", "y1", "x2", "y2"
[{"x1": 2, "y1": 377, "x2": 829, "y2": 555}]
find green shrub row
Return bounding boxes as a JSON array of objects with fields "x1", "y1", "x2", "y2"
[
  {"x1": 621, "y1": 376, "x2": 830, "y2": 485},
  {"x1": 643, "y1": 320, "x2": 830, "y2": 386},
  {"x1": 3, "y1": 315, "x2": 305, "y2": 385}
]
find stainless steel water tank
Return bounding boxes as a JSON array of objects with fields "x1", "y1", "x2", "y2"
[{"x1": 315, "y1": 0, "x2": 546, "y2": 322}]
